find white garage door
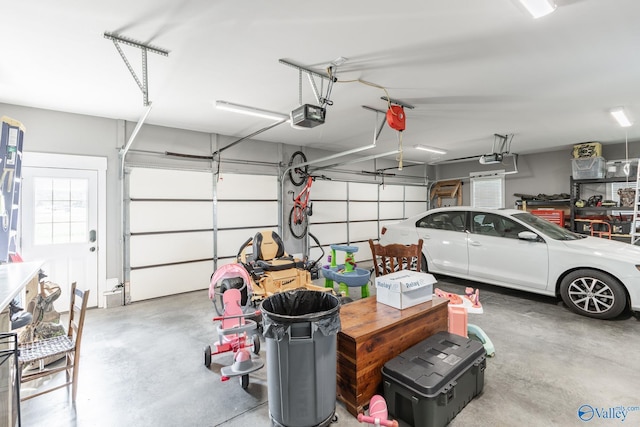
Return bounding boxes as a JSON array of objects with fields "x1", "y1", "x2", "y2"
[{"x1": 128, "y1": 168, "x2": 277, "y2": 301}]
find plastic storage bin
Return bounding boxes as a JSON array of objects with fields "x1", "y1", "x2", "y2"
[
  {"x1": 261, "y1": 289, "x2": 341, "y2": 427},
  {"x1": 382, "y1": 331, "x2": 486, "y2": 427},
  {"x1": 606, "y1": 159, "x2": 637, "y2": 178},
  {"x1": 572, "y1": 156, "x2": 606, "y2": 179}
]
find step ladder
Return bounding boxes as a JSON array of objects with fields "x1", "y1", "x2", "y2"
[{"x1": 631, "y1": 160, "x2": 640, "y2": 245}]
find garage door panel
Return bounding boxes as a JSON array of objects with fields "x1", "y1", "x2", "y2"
[
  {"x1": 309, "y1": 201, "x2": 346, "y2": 223},
  {"x1": 312, "y1": 180, "x2": 346, "y2": 199},
  {"x1": 380, "y1": 185, "x2": 403, "y2": 201},
  {"x1": 309, "y1": 223, "x2": 347, "y2": 245},
  {"x1": 130, "y1": 231, "x2": 213, "y2": 267},
  {"x1": 130, "y1": 168, "x2": 212, "y2": 199},
  {"x1": 349, "y1": 182, "x2": 378, "y2": 201},
  {"x1": 406, "y1": 186, "x2": 427, "y2": 201},
  {"x1": 130, "y1": 261, "x2": 212, "y2": 302},
  {"x1": 217, "y1": 174, "x2": 277, "y2": 199},
  {"x1": 217, "y1": 201, "x2": 278, "y2": 228},
  {"x1": 350, "y1": 202, "x2": 378, "y2": 221},
  {"x1": 379, "y1": 202, "x2": 404, "y2": 220},
  {"x1": 406, "y1": 201, "x2": 428, "y2": 217},
  {"x1": 217, "y1": 227, "x2": 278, "y2": 259},
  {"x1": 349, "y1": 221, "x2": 378, "y2": 242},
  {"x1": 130, "y1": 201, "x2": 213, "y2": 233}
]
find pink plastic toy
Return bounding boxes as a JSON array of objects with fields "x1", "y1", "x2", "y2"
[{"x1": 357, "y1": 395, "x2": 399, "y2": 427}]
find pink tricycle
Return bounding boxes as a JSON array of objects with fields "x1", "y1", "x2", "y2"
[{"x1": 203, "y1": 288, "x2": 263, "y2": 389}]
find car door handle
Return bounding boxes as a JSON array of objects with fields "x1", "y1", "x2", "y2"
[{"x1": 469, "y1": 240, "x2": 482, "y2": 246}]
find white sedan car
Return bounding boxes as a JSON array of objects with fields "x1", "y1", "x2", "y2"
[{"x1": 380, "y1": 206, "x2": 640, "y2": 319}]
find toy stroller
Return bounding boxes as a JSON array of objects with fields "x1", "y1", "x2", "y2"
[
  {"x1": 203, "y1": 288, "x2": 263, "y2": 389},
  {"x1": 357, "y1": 395, "x2": 398, "y2": 427}
]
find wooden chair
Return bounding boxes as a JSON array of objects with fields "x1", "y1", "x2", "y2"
[
  {"x1": 369, "y1": 239, "x2": 424, "y2": 277},
  {"x1": 18, "y1": 282, "x2": 90, "y2": 402}
]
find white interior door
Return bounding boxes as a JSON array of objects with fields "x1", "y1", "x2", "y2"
[{"x1": 21, "y1": 166, "x2": 99, "y2": 310}]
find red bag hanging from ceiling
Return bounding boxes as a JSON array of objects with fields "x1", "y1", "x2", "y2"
[{"x1": 386, "y1": 105, "x2": 406, "y2": 131}]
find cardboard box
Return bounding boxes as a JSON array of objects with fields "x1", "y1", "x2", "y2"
[
  {"x1": 572, "y1": 142, "x2": 602, "y2": 158},
  {"x1": 375, "y1": 270, "x2": 435, "y2": 310}
]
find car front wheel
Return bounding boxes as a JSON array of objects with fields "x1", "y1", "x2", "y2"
[{"x1": 559, "y1": 270, "x2": 627, "y2": 319}]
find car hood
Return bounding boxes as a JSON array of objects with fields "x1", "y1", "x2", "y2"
[{"x1": 561, "y1": 236, "x2": 640, "y2": 261}]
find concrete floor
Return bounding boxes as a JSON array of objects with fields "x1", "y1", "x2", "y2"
[{"x1": 20, "y1": 274, "x2": 640, "y2": 427}]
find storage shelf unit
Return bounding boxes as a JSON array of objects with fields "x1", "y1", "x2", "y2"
[{"x1": 569, "y1": 176, "x2": 636, "y2": 242}]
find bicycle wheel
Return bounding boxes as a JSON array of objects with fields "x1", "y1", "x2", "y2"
[
  {"x1": 288, "y1": 151, "x2": 308, "y2": 186},
  {"x1": 289, "y1": 206, "x2": 308, "y2": 239}
]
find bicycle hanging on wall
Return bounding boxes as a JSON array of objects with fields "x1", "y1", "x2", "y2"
[{"x1": 287, "y1": 151, "x2": 329, "y2": 239}]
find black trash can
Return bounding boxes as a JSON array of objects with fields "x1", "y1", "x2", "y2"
[{"x1": 261, "y1": 289, "x2": 341, "y2": 427}]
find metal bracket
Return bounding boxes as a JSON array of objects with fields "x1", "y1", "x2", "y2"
[
  {"x1": 104, "y1": 32, "x2": 169, "y2": 106},
  {"x1": 280, "y1": 59, "x2": 337, "y2": 107},
  {"x1": 381, "y1": 96, "x2": 415, "y2": 109},
  {"x1": 362, "y1": 106, "x2": 388, "y2": 142}
]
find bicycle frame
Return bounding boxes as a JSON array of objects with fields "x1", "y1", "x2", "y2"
[{"x1": 291, "y1": 175, "x2": 313, "y2": 225}]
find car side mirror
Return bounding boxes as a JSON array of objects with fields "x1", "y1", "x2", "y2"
[{"x1": 518, "y1": 231, "x2": 539, "y2": 241}]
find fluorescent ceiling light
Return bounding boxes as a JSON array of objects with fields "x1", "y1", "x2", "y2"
[
  {"x1": 215, "y1": 100, "x2": 289, "y2": 121},
  {"x1": 611, "y1": 108, "x2": 633, "y2": 127},
  {"x1": 518, "y1": 0, "x2": 557, "y2": 19},
  {"x1": 415, "y1": 145, "x2": 447, "y2": 155}
]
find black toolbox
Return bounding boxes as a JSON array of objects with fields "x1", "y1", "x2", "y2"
[{"x1": 382, "y1": 331, "x2": 486, "y2": 427}]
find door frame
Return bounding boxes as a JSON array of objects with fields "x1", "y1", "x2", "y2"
[{"x1": 22, "y1": 152, "x2": 108, "y2": 306}]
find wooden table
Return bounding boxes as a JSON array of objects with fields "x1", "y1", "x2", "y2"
[{"x1": 336, "y1": 296, "x2": 449, "y2": 417}]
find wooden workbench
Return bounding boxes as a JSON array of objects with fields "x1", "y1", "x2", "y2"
[
  {"x1": 336, "y1": 296, "x2": 449, "y2": 417},
  {"x1": 0, "y1": 261, "x2": 42, "y2": 426}
]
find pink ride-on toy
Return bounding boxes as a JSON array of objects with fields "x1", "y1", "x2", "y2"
[
  {"x1": 357, "y1": 395, "x2": 399, "y2": 427},
  {"x1": 203, "y1": 288, "x2": 263, "y2": 389}
]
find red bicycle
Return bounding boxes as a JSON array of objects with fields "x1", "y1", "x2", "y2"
[{"x1": 287, "y1": 151, "x2": 328, "y2": 239}]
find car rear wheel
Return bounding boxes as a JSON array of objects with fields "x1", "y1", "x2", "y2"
[{"x1": 559, "y1": 270, "x2": 627, "y2": 319}]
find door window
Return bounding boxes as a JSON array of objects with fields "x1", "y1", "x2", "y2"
[{"x1": 33, "y1": 177, "x2": 88, "y2": 245}]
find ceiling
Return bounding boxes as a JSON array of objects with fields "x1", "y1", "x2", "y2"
[{"x1": 2, "y1": 0, "x2": 640, "y2": 164}]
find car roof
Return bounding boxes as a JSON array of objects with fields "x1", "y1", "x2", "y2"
[{"x1": 408, "y1": 206, "x2": 524, "y2": 219}]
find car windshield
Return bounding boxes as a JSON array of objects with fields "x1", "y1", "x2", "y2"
[{"x1": 512, "y1": 212, "x2": 583, "y2": 241}]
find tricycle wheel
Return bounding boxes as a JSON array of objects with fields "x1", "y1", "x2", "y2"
[
  {"x1": 240, "y1": 374, "x2": 249, "y2": 389},
  {"x1": 204, "y1": 345, "x2": 212, "y2": 368},
  {"x1": 252, "y1": 334, "x2": 261, "y2": 355}
]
